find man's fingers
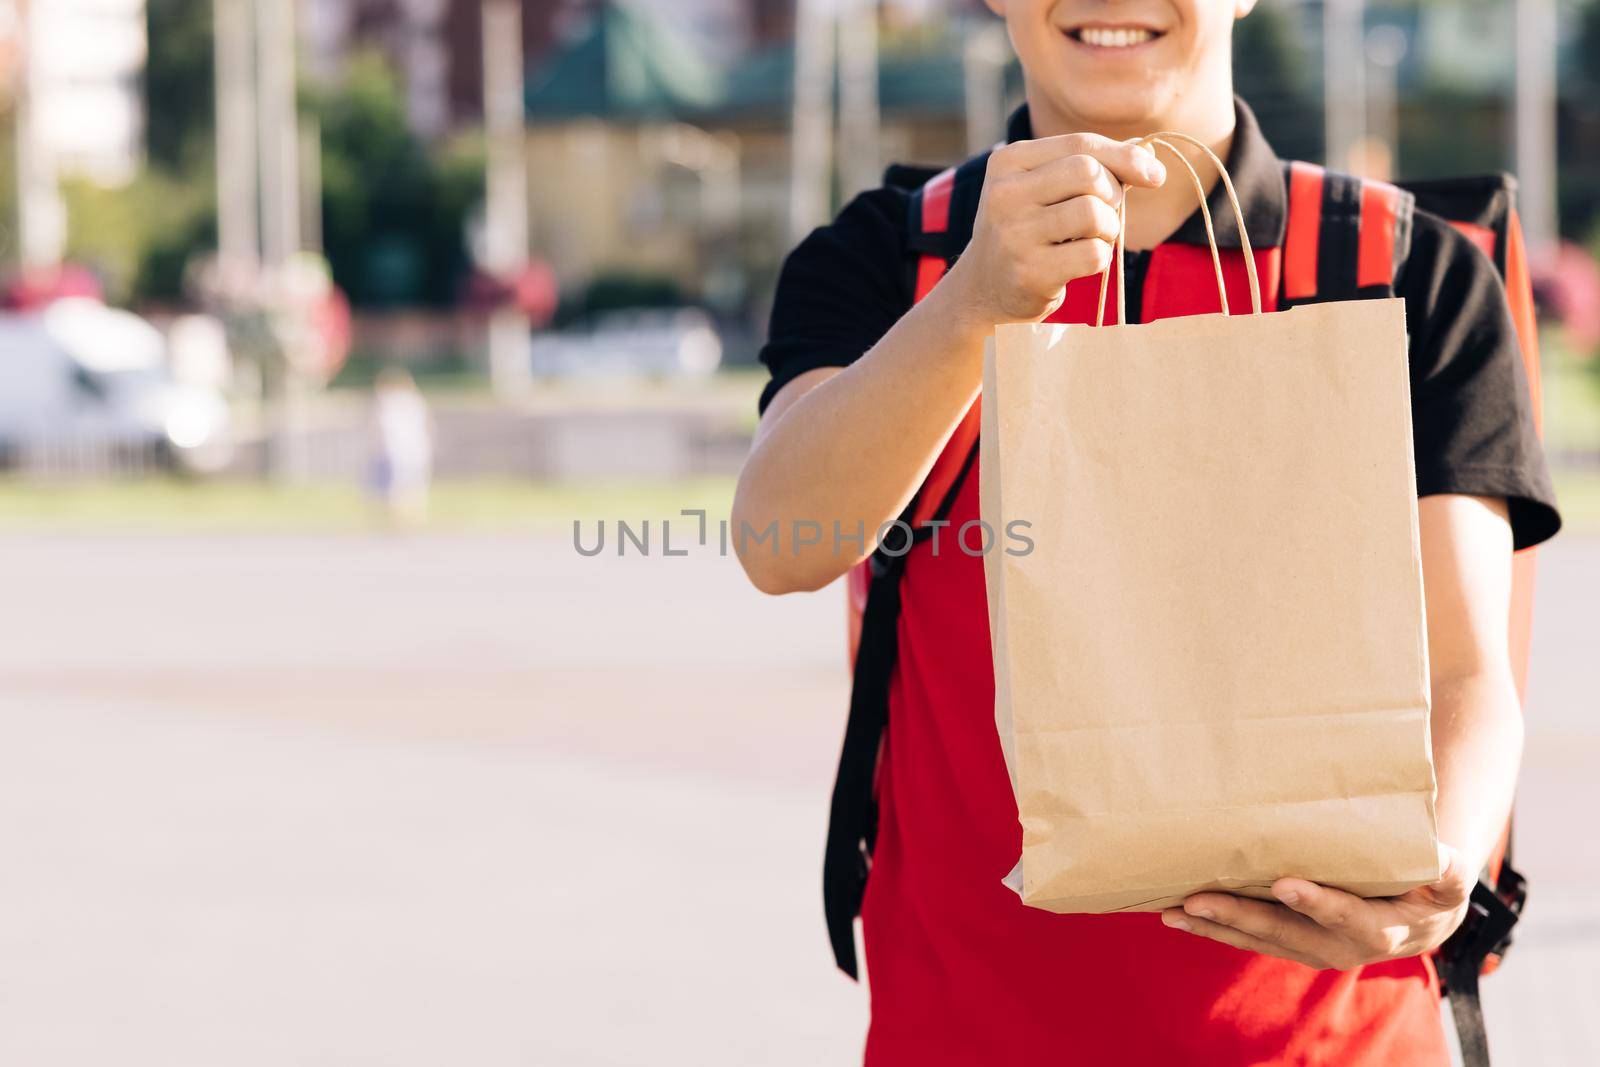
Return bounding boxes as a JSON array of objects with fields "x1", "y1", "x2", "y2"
[
  {"x1": 1182, "y1": 893, "x2": 1329, "y2": 956},
  {"x1": 995, "y1": 132, "x2": 1166, "y2": 188},
  {"x1": 1272, "y1": 879, "x2": 1366, "y2": 932},
  {"x1": 1036, "y1": 196, "x2": 1121, "y2": 246},
  {"x1": 1041, "y1": 237, "x2": 1115, "y2": 282},
  {"x1": 1024, "y1": 152, "x2": 1123, "y2": 208},
  {"x1": 1161, "y1": 909, "x2": 1321, "y2": 969}
]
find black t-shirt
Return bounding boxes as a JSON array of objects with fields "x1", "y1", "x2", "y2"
[{"x1": 758, "y1": 127, "x2": 1560, "y2": 551}]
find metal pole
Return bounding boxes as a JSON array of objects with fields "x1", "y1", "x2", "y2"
[
  {"x1": 1323, "y1": 0, "x2": 1366, "y2": 171},
  {"x1": 214, "y1": 0, "x2": 259, "y2": 271},
  {"x1": 16, "y1": 0, "x2": 66, "y2": 270},
  {"x1": 837, "y1": 0, "x2": 879, "y2": 199},
  {"x1": 789, "y1": 0, "x2": 836, "y2": 243},
  {"x1": 483, "y1": 0, "x2": 532, "y2": 397},
  {"x1": 256, "y1": 0, "x2": 300, "y2": 273},
  {"x1": 1363, "y1": 25, "x2": 1407, "y2": 182},
  {"x1": 1514, "y1": 0, "x2": 1558, "y2": 256},
  {"x1": 255, "y1": 0, "x2": 306, "y2": 481},
  {"x1": 299, "y1": 116, "x2": 323, "y2": 256}
]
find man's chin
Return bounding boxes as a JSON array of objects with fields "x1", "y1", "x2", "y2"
[{"x1": 1052, "y1": 84, "x2": 1175, "y2": 135}]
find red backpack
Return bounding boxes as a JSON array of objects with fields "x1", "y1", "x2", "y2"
[{"x1": 827, "y1": 156, "x2": 1543, "y2": 1067}]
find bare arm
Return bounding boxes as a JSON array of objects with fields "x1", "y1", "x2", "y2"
[
  {"x1": 1418, "y1": 493, "x2": 1522, "y2": 879},
  {"x1": 732, "y1": 135, "x2": 1167, "y2": 594}
]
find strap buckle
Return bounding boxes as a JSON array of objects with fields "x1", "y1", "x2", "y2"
[{"x1": 1440, "y1": 866, "x2": 1526, "y2": 994}]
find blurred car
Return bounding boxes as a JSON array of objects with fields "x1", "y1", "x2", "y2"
[
  {"x1": 0, "y1": 298, "x2": 233, "y2": 474},
  {"x1": 531, "y1": 307, "x2": 723, "y2": 380}
]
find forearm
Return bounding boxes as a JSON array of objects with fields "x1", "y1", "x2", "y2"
[
  {"x1": 1430, "y1": 669, "x2": 1524, "y2": 879},
  {"x1": 734, "y1": 135, "x2": 1163, "y2": 595},
  {"x1": 732, "y1": 279, "x2": 992, "y2": 593}
]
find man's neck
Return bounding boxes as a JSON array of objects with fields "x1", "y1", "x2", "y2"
[{"x1": 1024, "y1": 90, "x2": 1238, "y2": 250}]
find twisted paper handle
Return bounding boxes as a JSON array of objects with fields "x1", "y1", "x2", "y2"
[{"x1": 1095, "y1": 131, "x2": 1264, "y2": 326}]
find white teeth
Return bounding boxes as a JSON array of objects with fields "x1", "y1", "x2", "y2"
[{"x1": 1079, "y1": 26, "x2": 1153, "y2": 48}]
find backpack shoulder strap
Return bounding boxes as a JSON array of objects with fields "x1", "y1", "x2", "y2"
[
  {"x1": 1282, "y1": 161, "x2": 1415, "y2": 305},
  {"x1": 831, "y1": 162, "x2": 989, "y2": 976},
  {"x1": 906, "y1": 148, "x2": 995, "y2": 262},
  {"x1": 903, "y1": 164, "x2": 959, "y2": 335},
  {"x1": 904, "y1": 163, "x2": 984, "y2": 527},
  {"x1": 845, "y1": 164, "x2": 984, "y2": 663}
]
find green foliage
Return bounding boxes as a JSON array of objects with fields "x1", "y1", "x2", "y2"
[
  {"x1": 311, "y1": 52, "x2": 484, "y2": 308},
  {"x1": 61, "y1": 169, "x2": 214, "y2": 305},
  {"x1": 84, "y1": 14, "x2": 484, "y2": 309},
  {"x1": 1577, "y1": 0, "x2": 1600, "y2": 93},
  {"x1": 41, "y1": 0, "x2": 218, "y2": 303},
  {"x1": 145, "y1": 0, "x2": 215, "y2": 171}
]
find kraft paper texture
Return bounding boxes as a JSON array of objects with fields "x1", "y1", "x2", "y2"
[{"x1": 981, "y1": 299, "x2": 1443, "y2": 913}]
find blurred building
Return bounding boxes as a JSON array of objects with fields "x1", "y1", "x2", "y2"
[
  {"x1": 519, "y1": 0, "x2": 989, "y2": 318},
  {"x1": 306, "y1": 0, "x2": 593, "y2": 139},
  {"x1": 0, "y1": 0, "x2": 147, "y2": 270},
  {"x1": 305, "y1": 0, "x2": 458, "y2": 137},
  {"x1": 17, "y1": 0, "x2": 148, "y2": 186},
  {"x1": 0, "y1": 2, "x2": 19, "y2": 98}
]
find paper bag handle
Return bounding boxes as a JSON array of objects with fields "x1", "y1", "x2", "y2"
[{"x1": 1095, "y1": 131, "x2": 1264, "y2": 326}]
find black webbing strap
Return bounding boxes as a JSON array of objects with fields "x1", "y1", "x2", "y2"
[
  {"x1": 822, "y1": 443, "x2": 980, "y2": 978},
  {"x1": 1439, "y1": 868, "x2": 1526, "y2": 1067},
  {"x1": 1448, "y1": 964, "x2": 1491, "y2": 1067},
  {"x1": 1316, "y1": 169, "x2": 1364, "y2": 301},
  {"x1": 822, "y1": 546, "x2": 904, "y2": 979}
]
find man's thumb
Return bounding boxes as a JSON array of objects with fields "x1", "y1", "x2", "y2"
[{"x1": 1429, "y1": 843, "x2": 1474, "y2": 908}]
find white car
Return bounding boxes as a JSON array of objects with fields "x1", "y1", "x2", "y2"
[
  {"x1": 0, "y1": 298, "x2": 232, "y2": 474},
  {"x1": 532, "y1": 307, "x2": 723, "y2": 380}
]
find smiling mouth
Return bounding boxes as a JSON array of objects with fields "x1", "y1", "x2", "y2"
[{"x1": 1068, "y1": 25, "x2": 1162, "y2": 49}]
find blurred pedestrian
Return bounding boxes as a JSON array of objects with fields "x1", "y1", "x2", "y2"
[{"x1": 367, "y1": 366, "x2": 434, "y2": 526}]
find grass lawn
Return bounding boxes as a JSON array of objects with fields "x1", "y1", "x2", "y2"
[
  {"x1": 1552, "y1": 467, "x2": 1600, "y2": 535},
  {"x1": 0, "y1": 337, "x2": 1593, "y2": 537},
  {"x1": 0, "y1": 476, "x2": 738, "y2": 535}
]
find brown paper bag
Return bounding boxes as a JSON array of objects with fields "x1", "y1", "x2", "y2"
[{"x1": 982, "y1": 133, "x2": 1441, "y2": 914}]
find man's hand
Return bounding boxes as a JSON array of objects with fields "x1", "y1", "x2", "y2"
[
  {"x1": 942, "y1": 133, "x2": 1167, "y2": 327},
  {"x1": 1159, "y1": 845, "x2": 1475, "y2": 971}
]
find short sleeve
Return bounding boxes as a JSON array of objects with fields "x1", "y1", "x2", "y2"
[
  {"x1": 757, "y1": 187, "x2": 915, "y2": 414},
  {"x1": 1398, "y1": 210, "x2": 1561, "y2": 550}
]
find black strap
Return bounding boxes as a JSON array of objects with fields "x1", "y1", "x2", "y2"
[
  {"x1": 822, "y1": 443, "x2": 979, "y2": 978},
  {"x1": 1439, "y1": 870, "x2": 1526, "y2": 1067},
  {"x1": 1316, "y1": 169, "x2": 1363, "y2": 300},
  {"x1": 1447, "y1": 966, "x2": 1490, "y2": 1067},
  {"x1": 1446, "y1": 972, "x2": 1491, "y2": 1067},
  {"x1": 822, "y1": 548, "x2": 903, "y2": 978}
]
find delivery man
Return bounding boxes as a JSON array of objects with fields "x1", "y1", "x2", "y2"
[{"x1": 732, "y1": 0, "x2": 1561, "y2": 1063}]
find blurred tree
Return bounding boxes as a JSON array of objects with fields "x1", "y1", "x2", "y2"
[
  {"x1": 82, "y1": 25, "x2": 485, "y2": 310},
  {"x1": 47, "y1": 0, "x2": 218, "y2": 303},
  {"x1": 313, "y1": 52, "x2": 484, "y2": 308},
  {"x1": 1578, "y1": 0, "x2": 1600, "y2": 92},
  {"x1": 60, "y1": 171, "x2": 214, "y2": 305},
  {"x1": 145, "y1": 0, "x2": 215, "y2": 171},
  {"x1": 1232, "y1": 2, "x2": 1320, "y2": 166}
]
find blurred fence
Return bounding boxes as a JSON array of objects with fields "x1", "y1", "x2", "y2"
[
  {"x1": 6, "y1": 439, "x2": 169, "y2": 481},
  {"x1": 229, "y1": 401, "x2": 751, "y2": 484}
]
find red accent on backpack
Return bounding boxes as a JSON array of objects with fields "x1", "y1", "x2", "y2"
[
  {"x1": 1284, "y1": 162, "x2": 1324, "y2": 299},
  {"x1": 1358, "y1": 182, "x2": 1403, "y2": 289}
]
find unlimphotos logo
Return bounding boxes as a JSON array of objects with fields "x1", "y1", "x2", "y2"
[{"x1": 573, "y1": 510, "x2": 1035, "y2": 558}]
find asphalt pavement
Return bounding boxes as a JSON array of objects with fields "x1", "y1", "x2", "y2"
[{"x1": 0, "y1": 530, "x2": 1592, "y2": 1065}]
